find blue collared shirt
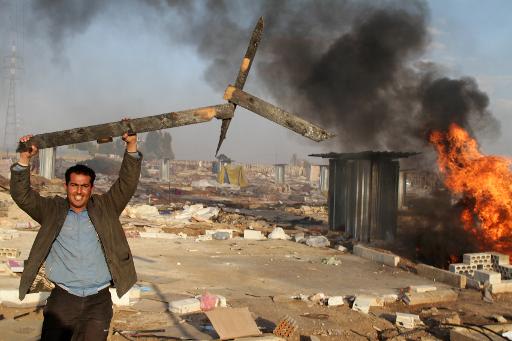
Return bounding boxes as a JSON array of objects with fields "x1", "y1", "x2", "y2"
[{"x1": 46, "y1": 209, "x2": 112, "y2": 297}]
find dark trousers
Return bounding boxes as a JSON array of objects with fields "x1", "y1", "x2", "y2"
[{"x1": 41, "y1": 285, "x2": 113, "y2": 341}]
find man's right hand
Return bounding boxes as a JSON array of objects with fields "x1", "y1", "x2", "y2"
[{"x1": 18, "y1": 135, "x2": 38, "y2": 166}]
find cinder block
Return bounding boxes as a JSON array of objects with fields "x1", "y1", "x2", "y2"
[
  {"x1": 353, "y1": 244, "x2": 399, "y2": 267},
  {"x1": 243, "y1": 229, "x2": 266, "y2": 240},
  {"x1": 490, "y1": 280, "x2": 512, "y2": 294},
  {"x1": 490, "y1": 252, "x2": 510, "y2": 267},
  {"x1": 473, "y1": 270, "x2": 501, "y2": 285},
  {"x1": 449, "y1": 263, "x2": 476, "y2": 276},
  {"x1": 462, "y1": 253, "x2": 492, "y2": 265},
  {"x1": 497, "y1": 264, "x2": 512, "y2": 280},
  {"x1": 168, "y1": 298, "x2": 201, "y2": 314}
]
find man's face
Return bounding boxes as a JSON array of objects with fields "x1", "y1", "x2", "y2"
[{"x1": 65, "y1": 173, "x2": 93, "y2": 212}]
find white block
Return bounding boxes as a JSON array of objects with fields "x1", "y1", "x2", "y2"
[
  {"x1": 327, "y1": 296, "x2": 344, "y2": 306},
  {"x1": 396, "y1": 312, "x2": 421, "y2": 329},
  {"x1": 474, "y1": 270, "x2": 501, "y2": 285},
  {"x1": 0, "y1": 289, "x2": 49, "y2": 307},
  {"x1": 268, "y1": 227, "x2": 290, "y2": 240},
  {"x1": 243, "y1": 229, "x2": 265, "y2": 240},
  {"x1": 462, "y1": 253, "x2": 492, "y2": 265},
  {"x1": 168, "y1": 298, "x2": 201, "y2": 314},
  {"x1": 352, "y1": 295, "x2": 382, "y2": 314}
]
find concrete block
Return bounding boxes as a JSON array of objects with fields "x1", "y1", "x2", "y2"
[
  {"x1": 168, "y1": 298, "x2": 201, "y2": 314},
  {"x1": 491, "y1": 280, "x2": 512, "y2": 294},
  {"x1": 353, "y1": 244, "x2": 399, "y2": 267},
  {"x1": 403, "y1": 289, "x2": 458, "y2": 306},
  {"x1": 0, "y1": 248, "x2": 20, "y2": 258},
  {"x1": 491, "y1": 252, "x2": 510, "y2": 267},
  {"x1": 243, "y1": 229, "x2": 266, "y2": 240},
  {"x1": 327, "y1": 296, "x2": 344, "y2": 306},
  {"x1": 352, "y1": 295, "x2": 382, "y2": 314},
  {"x1": 395, "y1": 312, "x2": 421, "y2": 329},
  {"x1": 463, "y1": 252, "x2": 492, "y2": 265},
  {"x1": 498, "y1": 264, "x2": 512, "y2": 280},
  {"x1": 409, "y1": 285, "x2": 437, "y2": 293},
  {"x1": 473, "y1": 270, "x2": 501, "y2": 284},
  {"x1": 417, "y1": 263, "x2": 467, "y2": 288},
  {"x1": 0, "y1": 289, "x2": 49, "y2": 307},
  {"x1": 380, "y1": 293, "x2": 399, "y2": 304},
  {"x1": 449, "y1": 263, "x2": 477, "y2": 276},
  {"x1": 305, "y1": 236, "x2": 330, "y2": 248}
]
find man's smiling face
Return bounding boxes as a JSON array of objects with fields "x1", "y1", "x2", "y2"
[{"x1": 65, "y1": 173, "x2": 93, "y2": 212}]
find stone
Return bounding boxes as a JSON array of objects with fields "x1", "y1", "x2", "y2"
[
  {"x1": 268, "y1": 227, "x2": 290, "y2": 240},
  {"x1": 395, "y1": 312, "x2": 422, "y2": 329},
  {"x1": 327, "y1": 296, "x2": 344, "y2": 306},
  {"x1": 380, "y1": 293, "x2": 399, "y2": 304},
  {"x1": 353, "y1": 244, "x2": 399, "y2": 267},
  {"x1": 206, "y1": 229, "x2": 233, "y2": 239},
  {"x1": 243, "y1": 229, "x2": 266, "y2": 240},
  {"x1": 473, "y1": 270, "x2": 501, "y2": 285},
  {"x1": 321, "y1": 256, "x2": 342, "y2": 266},
  {"x1": 305, "y1": 235, "x2": 330, "y2": 248},
  {"x1": 417, "y1": 263, "x2": 467, "y2": 288},
  {"x1": 212, "y1": 231, "x2": 230, "y2": 240},
  {"x1": 293, "y1": 233, "x2": 305, "y2": 243},
  {"x1": 336, "y1": 245, "x2": 348, "y2": 252},
  {"x1": 168, "y1": 298, "x2": 201, "y2": 314},
  {"x1": 308, "y1": 292, "x2": 326, "y2": 302}
]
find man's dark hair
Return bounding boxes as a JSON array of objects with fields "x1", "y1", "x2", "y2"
[{"x1": 65, "y1": 164, "x2": 96, "y2": 186}]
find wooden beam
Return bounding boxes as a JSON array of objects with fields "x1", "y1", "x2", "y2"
[
  {"x1": 224, "y1": 85, "x2": 334, "y2": 142},
  {"x1": 17, "y1": 104, "x2": 234, "y2": 152}
]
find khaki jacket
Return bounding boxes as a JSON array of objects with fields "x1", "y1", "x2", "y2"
[{"x1": 10, "y1": 151, "x2": 142, "y2": 300}]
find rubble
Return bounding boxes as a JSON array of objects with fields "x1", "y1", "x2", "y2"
[
  {"x1": 352, "y1": 295, "x2": 383, "y2": 314},
  {"x1": 395, "y1": 312, "x2": 422, "y2": 329},
  {"x1": 268, "y1": 227, "x2": 290, "y2": 240},
  {"x1": 305, "y1": 235, "x2": 330, "y2": 248},
  {"x1": 168, "y1": 298, "x2": 201, "y2": 314},
  {"x1": 327, "y1": 296, "x2": 344, "y2": 306}
]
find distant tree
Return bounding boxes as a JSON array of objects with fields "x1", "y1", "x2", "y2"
[{"x1": 74, "y1": 142, "x2": 98, "y2": 156}]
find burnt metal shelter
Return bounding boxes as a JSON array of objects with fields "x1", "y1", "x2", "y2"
[{"x1": 310, "y1": 151, "x2": 418, "y2": 242}]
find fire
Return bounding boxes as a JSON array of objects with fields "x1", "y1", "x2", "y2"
[{"x1": 429, "y1": 123, "x2": 512, "y2": 256}]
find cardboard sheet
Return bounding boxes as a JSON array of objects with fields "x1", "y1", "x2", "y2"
[{"x1": 205, "y1": 307, "x2": 261, "y2": 340}]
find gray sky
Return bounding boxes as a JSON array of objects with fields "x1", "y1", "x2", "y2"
[{"x1": 1, "y1": 0, "x2": 511, "y2": 164}]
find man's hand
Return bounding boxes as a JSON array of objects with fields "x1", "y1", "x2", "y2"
[
  {"x1": 121, "y1": 118, "x2": 137, "y2": 153},
  {"x1": 18, "y1": 135, "x2": 38, "y2": 166}
]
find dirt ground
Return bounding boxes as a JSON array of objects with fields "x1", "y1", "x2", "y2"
[{"x1": 1, "y1": 230, "x2": 512, "y2": 341}]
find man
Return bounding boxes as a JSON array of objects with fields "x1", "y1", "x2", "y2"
[{"x1": 10, "y1": 131, "x2": 142, "y2": 340}]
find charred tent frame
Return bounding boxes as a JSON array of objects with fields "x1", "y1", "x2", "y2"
[{"x1": 311, "y1": 151, "x2": 418, "y2": 242}]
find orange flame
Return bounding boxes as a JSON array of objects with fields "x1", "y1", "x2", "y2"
[{"x1": 429, "y1": 123, "x2": 512, "y2": 256}]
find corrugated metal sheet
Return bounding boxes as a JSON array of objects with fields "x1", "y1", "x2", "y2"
[{"x1": 324, "y1": 152, "x2": 407, "y2": 242}]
